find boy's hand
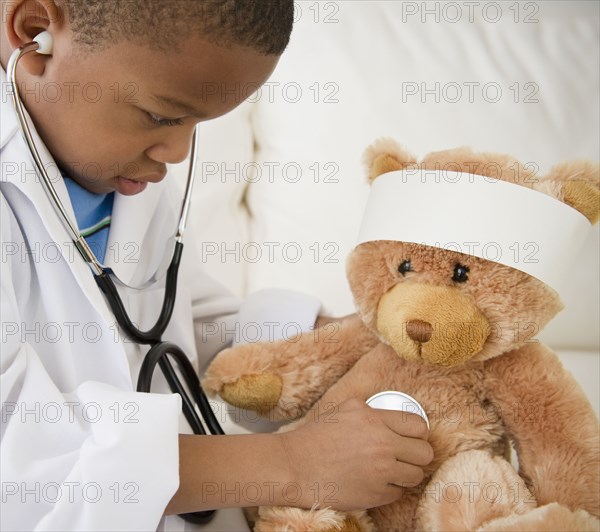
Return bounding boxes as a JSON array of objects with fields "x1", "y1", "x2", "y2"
[
  {"x1": 279, "y1": 398, "x2": 433, "y2": 511},
  {"x1": 167, "y1": 398, "x2": 431, "y2": 515}
]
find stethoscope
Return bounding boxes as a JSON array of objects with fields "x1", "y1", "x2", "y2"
[{"x1": 8, "y1": 32, "x2": 222, "y2": 524}]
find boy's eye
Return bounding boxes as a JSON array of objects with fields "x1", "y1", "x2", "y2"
[
  {"x1": 146, "y1": 112, "x2": 184, "y2": 127},
  {"x1": 452, "y1": 263, "x2": 470, "y2": 283}
]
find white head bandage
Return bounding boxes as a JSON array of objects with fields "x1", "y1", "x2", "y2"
[{"x1": 357, "y1": 170, "x2": 592, "y2": 293}]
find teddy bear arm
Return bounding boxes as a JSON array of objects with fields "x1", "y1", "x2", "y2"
[
  {"x1": 484, "y1": 343, "x2": 600, "y2": 517},
  {"x1": 202, "y1": 315, "x2": 379, "y2": 419}
]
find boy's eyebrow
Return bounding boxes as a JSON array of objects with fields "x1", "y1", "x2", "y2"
[{"x1": 150, "y1": 94, "x2": 207, "y2": 118}]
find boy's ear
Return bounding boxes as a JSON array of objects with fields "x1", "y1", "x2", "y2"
[
  {"x1": 4, "y1": 0, "x2": 61, "y2": 75},
  {"x1": 363, "y1": 138, "x2": 417, "y2": 183},
  {"x1": 534, "y1": 161, "x2": 600, "y2": 224}
]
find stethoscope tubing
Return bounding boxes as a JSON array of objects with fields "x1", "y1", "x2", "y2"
[
  {"x1": 94, "y1": 242, "x2": 183, "y2": 344},
  {"x1": 7, "y1": 42, "x2": 103, "y2": 274},
  {"x1": 138, "y1": 342, "x2": 224, "y2": 436}
]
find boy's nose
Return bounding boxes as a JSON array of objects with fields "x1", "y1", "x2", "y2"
[{"x1": 145, "y1": 127, "x2": 196, "y2": 165}]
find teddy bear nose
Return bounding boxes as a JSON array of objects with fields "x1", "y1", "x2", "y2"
[{"x1": 406, "y1": 320, "x2": 433, "y2": 343}]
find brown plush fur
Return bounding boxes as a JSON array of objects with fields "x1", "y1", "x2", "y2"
[
  {"x1": 377, "y1": 283, "x2": 490, "y2": 366},
  {"x1": 203, "y1": 140, "x2": 600, "y2": 531},
  {"x1": 254, "y1": 508, "x2": 375, "y2": 532},
  {"x1": 563, "y1": 181, "x2": 600, "y2": 223},
  {"x1": 347, "y1": 241, "x2": 564, "y2": 364},
  {"x1": 221, "y1": 374, "x2": 283, "y2": 416},
  {"x1": 204, "y1": 315, "x2": 380, "y2": 420},
  {"x1": 477, "y1": 503, "x2": 600, "y2": 531},
  {"x1": 363, "y1": 138, "x2": 416, "y2": 182},
  {"x1": 415, "y1": 450, "x2": 535, "y2": 530}
]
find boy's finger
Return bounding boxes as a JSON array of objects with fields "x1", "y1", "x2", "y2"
[
  {"x1": 391, "y1": 461, "x2": 425, "y2": 488},
  {"x1": 378, "y1": 410, "x2": 430, "y2": 439},
  {"x1": 337, "y1": 397, "x2": 368, "y2": 412},
  {"x1": 395, "y1": 436, "x2": 434, "y2": 467}
]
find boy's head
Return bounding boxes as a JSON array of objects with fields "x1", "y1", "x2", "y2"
[
  {"x1": 62, "y1": 0, "x2": 293, "y2": 56},
  {"x1": 1, "y1": 0, "x2": 293, "y2": 195}
]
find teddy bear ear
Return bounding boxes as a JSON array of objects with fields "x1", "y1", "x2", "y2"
[
  {"x1": 363, "y1": 138, "x2": 417, "y2": 183},
  {"x1": 534, "y1": 161, "x2": 600, "y2": 224}
]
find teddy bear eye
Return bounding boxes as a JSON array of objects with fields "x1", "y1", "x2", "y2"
[
  {"x1": 398, "y1": 260, "x2": 412, "y2": 276},
  {"x1": 452, "y1": 263, "x2": 470, "y2": 283}
]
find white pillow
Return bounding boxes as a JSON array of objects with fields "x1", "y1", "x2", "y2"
[{"x1": 171, "y1": 101, "x2": 254, "y2": 297}]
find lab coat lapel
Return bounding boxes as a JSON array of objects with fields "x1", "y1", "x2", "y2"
[{"x1": 1, "y1": 70, "x2": 121, "y2": 331}]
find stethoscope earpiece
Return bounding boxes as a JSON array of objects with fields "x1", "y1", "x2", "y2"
[{"x1": 33, "y1": 31, "x2": 53, "y2": 55}]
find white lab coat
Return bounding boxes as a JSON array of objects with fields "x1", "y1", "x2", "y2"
[{"x1": 0, "y1": 69, "x2": 320, "y2": 531}]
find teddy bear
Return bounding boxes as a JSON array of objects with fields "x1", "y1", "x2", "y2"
[{"x1": 202, "y1": 139, "x2": 600, "y2": 531}]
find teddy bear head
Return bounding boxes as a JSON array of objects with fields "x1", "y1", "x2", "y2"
[{"x1": 346, "y1": 139, "x2": 599, "y2": 367}]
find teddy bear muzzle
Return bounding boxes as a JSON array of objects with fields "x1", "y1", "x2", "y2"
[{"x1": 376, "y1": 283, "x2": 490, "y2": 367}]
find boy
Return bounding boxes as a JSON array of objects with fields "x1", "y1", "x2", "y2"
[{"x1": 0, "y1": 1, "x2": 432, "y2": 530}]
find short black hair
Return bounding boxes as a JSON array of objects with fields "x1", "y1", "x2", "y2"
[{"x1": 61, "y1": 0, "x2": 294, "y2": 55}]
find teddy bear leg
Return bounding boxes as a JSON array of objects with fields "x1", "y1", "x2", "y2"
[
  {"x1": 367, "y1": 489, "x2": 422, "y2": 531},
  {"x1": 253, "y1": 506, "x2": 375, "y2": 532},
  {"x1": 477, "y1": 502, "x2": 600, "y2": 532},
  {"x1": 415, "y1": 449, "x2": 535, "y2": 531}
]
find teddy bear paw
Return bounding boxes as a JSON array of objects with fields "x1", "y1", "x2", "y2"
[{"x1": 218, "y1": 373, "x2": 283, "y2": 414}]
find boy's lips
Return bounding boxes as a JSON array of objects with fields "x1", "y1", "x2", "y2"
[
  {"x1": 114, "y1": 171, "x2": 165, "y2": 196},
  {"x1": 115, "y1": 177, "x2": 147, "y2": 195}
]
